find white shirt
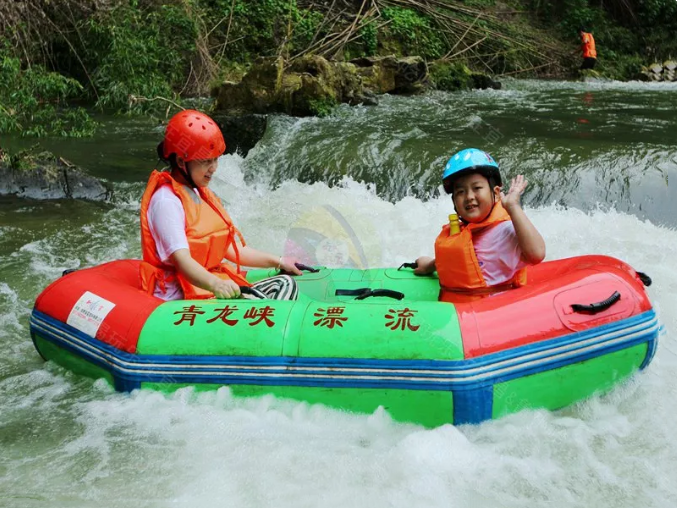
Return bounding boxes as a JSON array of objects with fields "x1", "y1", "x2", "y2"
[
  {"x1": 472, "y1": 221, "x2": 528, "y2": 285},
  {"x1": 147, "y1": 186, "x2": 191, "y2": 300}
]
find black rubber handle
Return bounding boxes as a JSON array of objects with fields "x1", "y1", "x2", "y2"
[
  {"x1": 214, "y1": 286, "x2": 259, "y2": 300},
  {"x1": 335, "y1": 288, "x2": 405, "y2": 300},
  {"x1": 398, "y1": 262, "x2": 418, "y2": 271},
  {"x1": 335, "y1": 288, "x2": 369, "y2": 297},
  {"x1": 571, "y1": 291, "x2": 621, "y2": 314},
  {"x1": 636, "y1": 271, "x2": 652, "y2": 287},
  {"x1": 62, "y1": 269, "x2": 78, "y2": 277},
  {"x1": 357, "y1": 289, "x2": 405, "y2": 300},
  {"x1": 280, "y1": 262, "x2": 320, "y2": 275}
]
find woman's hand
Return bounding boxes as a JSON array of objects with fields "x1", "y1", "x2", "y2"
[
  {"x1": 279, "y1": 256, "x2": 303, "y2": 276},
  {"x1": 210, "y1": 277, "x2": 242, "y2": 299},
  {"x1": 414, "y1": 256, "x2": 436, "y2": 275},
  {"x1": 501, "y1": 174, "x2": 528, "y2": 213}
]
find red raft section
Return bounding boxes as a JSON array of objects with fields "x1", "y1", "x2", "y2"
[
  {"x1": 33, "y1": 255, "x2": 653, "y2": 360},
  {"x1": 456, "y1": 255, "x2": 653, "y2": 358},
  {"x1": 34, "y1": 260, "x2": 161, "y2": 353}
]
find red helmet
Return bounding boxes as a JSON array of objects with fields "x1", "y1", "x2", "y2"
[{"x1": 162, "y1": 110, "x2": 226, "y2": 162}]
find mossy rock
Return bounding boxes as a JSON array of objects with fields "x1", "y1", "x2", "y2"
[
  {"x1": 393, "y1": 56, "x2": 428, "y2": 93},
  {"x1": 289, "y1": 55, "x2": 336, "y2": 81},
  {"x1": 648, "y1": 62, "x2": 664, "y2": 74},
  {"x1": 291, "y1": 73, "x2": 340, "y2": 116},
  {"x1": 428, "y1": 61, "x2": 473, "y2": 91},
  {"x1": 580, "y1": 69, "x2": 602, "y2": 80},
  {"x1": 212, "y1": 82, "x2": 250, "y2": 112},
  {"x1": 286, "y1": 55, "x2": 342, "y2": 116},
  {"x1": 352, "y1": 57, "x2": 397, "y2": 95},
  {"x1": 336, "y1": 62, "x2": 365, "y2": 105},
  {"x1": 470, "y1": 73, "x2": 502, "y2": 90},
  {"x1": 429, "y1": 61, "x2": 501, "y2": 91},
  {"x1": 350, "y1": 55, "x2": 427, "y2": 94},
  {"x1": 0, "y1": 148, "x2": 112, "y2": 200},
  {"x1": 212, "y1": 57, "x2": 284, "y2": 114},
  {"x1": 243, "y1": 56, "x2": 284, "y2": 91},
  {"x1": 278, "y1": 73, "x2": 304, "y2": 114},
  {"x1": 212, "y1": 54, "x2": 425, "y2": 116}
]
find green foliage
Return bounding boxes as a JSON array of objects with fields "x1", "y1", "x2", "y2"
[
  {"x1": 201, "y1": 0, "x2": 325, "y2": 62},
  {"x1": 594, "y1": 52, "x2": 644, "y2": 81},
  {"x1": 212, "y1": 61, "x2": 250, "y2": 86},
  {"x1": 360, "y1": 23, "x2": 379, "y2": 57},
  {"x1": 464, "y1": 0, "x2": 496, "y2": 7},
  {"x1": 5, "y1": 0, "x2": 676, "y2": 134},
  {"x1": 0, "y1": 49, "x2": 96, "y2": 137},
  {"x1": 552, "y1": 0, "x2": 600, "y2": 34},
  {"x1": 529, "y1": 0, "x2": 677, "y2": 74},
  {"x1": 79, "y1": 3, "x2": 196, "y2": 112},
  {"x1": 382, "y1": 7, "x2": 445, "y2": 60},
  {"x1": 307, "y1": 97, "x2": 338, "y2": 117},
  {"x1": 635, "y1": 0, "x2": 677, "y2": 26},
  {"x1": 343, "y1": 22, "x2": 379, "y2": 60},
  {"x1": 290, "y1": 8, "x2": 325, "y2": 51}
]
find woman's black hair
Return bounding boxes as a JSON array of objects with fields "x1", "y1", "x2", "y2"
[
  {"x1": 156, "y1": 141, "x2": 179, "y2": 169},
  {"x1": 156, "y1": 141, "x2": 198, "y2": 188}
]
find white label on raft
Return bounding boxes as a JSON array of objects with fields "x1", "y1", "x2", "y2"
[{"x1": 66, "y1": 291, "x2": 116, "y2": 337}]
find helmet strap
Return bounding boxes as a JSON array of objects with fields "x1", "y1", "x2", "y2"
[{"x1": 172, "y1": 158, "x2": 200, "y2": 190}]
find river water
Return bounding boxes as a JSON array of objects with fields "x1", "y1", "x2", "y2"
[{"x1": 1, "y1": 79, "x2": 676, "y2": 507}]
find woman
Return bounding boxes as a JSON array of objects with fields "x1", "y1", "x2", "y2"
[{"x1": 139, "y1": 109, "x2": 302, "y2": 301}]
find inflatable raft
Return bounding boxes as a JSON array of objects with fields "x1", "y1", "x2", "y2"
[{"x1": 30, "y1": 255, "x2": 658, "y2": 427}]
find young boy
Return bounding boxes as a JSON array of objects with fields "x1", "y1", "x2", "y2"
[{"x1": 415, "y1": 148, "x2": 545, "y2": 303}]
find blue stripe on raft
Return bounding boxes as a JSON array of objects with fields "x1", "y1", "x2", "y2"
[
  {"x1": 30, "y1": 310, "x2": 659, "y2": 396},
  {"x1": 456, "y1": 314, "x2": 657, "y2": 374},
  {"x1": 114, "y1": 377, "x2": 142, "y2": 392},
  {"x1": 30, "y1": 310, "x2": 658, "y2": 372},
  {"x1": 640, "y1": 324, "x2": 663, "y2": 370},
  {"x1": 453, "y1": 386, "x2": 493, "y2": 425}
]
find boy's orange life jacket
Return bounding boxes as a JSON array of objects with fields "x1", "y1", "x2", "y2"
[
  {"x1": 581, "y1": 32, "x2": 597, "y2": 59},
  {"x1": 434, "y1": 202, "x2": 527, "y2": 303},
  {"x1": 139, "y1": 170, "x2": 251, "y2": 300}
]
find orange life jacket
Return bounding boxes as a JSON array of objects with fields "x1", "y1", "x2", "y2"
[
  {"x1": 139, "y1": 170, "x2": 251, "y2": 299},
  {"x1": 434, "y1": 202, "x2": 527, "y2": 303},
  {"x1": 581, "y1": 32, "x2": 597, "y2": 59}
]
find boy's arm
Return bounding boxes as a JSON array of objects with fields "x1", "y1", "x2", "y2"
[{"x1": 501, "y1": 175, "x2": 546, "y2": 264}]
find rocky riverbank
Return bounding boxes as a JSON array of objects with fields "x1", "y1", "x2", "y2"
[
  {"x1": 0, "y1": 148, "x2": 112, "y2": 201},
  {"x1": 639, "y1": 60, "x2": 677, "y2": 81},
  {"x1": 211, "y1": 55, "x2": 500, "y2": 117}
]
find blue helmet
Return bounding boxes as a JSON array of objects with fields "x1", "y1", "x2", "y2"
[{"x1": 442, "y1": 148, "x2": 502, "y2": 194}]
